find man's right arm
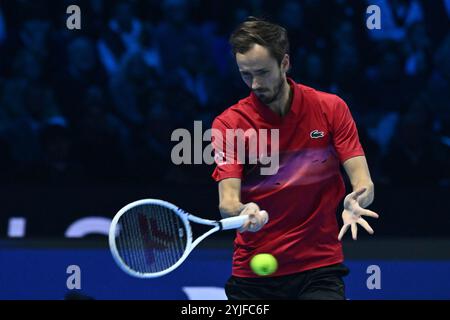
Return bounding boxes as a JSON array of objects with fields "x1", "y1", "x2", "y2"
[
  {"x1": 218, "y1": 178, "x2": 268, "y2": 232},
  {"x1": 218, "y1": 178, "x2": 244, "y2": 218}
]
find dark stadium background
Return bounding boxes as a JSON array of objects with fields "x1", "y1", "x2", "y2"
[{"x1": 0, "y1": 0, "x2": 449, "y2": 300}]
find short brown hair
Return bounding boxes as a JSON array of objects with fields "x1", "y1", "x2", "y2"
[{"x1": 229, "y1": 17, "x2": 290, "y2": 65}]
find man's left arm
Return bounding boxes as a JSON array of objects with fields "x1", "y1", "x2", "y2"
[
  {"x1": 327, "y1": 96, "x2": 379, "y2": 240},
  {"x1": 343, "y1": 155, "x2": 374, "y2": 208},
  {"x1": 338, "y1": 155, "x2": 379, "y2": 240}
]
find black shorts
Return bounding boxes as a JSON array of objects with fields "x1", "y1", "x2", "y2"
[{"x1": 225, "y1": 263, "x2": 349, "y2": 300}]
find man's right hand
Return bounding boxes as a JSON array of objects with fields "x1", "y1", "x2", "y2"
[
  {"x1": 217, "y1": 179, "x2": 268, "y2": 233},
  {"x1": 238, "y1": 202, "x2": 269, "y2": 233}
]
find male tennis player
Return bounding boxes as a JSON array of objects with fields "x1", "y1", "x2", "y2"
[{"x1": 211, "y1": 17, "x2": 379, "y2": 300}]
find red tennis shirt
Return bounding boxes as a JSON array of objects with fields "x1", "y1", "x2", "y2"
[{"x1": 211, "y1": 78, "x2": 365, "y2": 277}]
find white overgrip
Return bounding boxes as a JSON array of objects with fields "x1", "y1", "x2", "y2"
[{"x1": 220, "y1": 214, "x2": 249, "y2": 230}]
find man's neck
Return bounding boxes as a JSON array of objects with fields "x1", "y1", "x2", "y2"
[{"x1": 267, "y1": 79, "x2": 292, "y2": 117}]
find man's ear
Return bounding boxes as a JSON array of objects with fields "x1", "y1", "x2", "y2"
[{"x1": 281, "y1": 54, "x2": 290, "y2": 73}]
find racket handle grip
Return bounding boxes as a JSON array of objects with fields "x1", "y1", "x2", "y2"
[{"x1": 220, "y1": 215, "x2": 249, "y2": 230}]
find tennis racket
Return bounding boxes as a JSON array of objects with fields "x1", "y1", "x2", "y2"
[{"x1": 109, "y1": 199, "x2": 256, "y2": 278}]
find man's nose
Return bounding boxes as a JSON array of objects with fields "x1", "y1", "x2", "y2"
[{"x1": 252, "y1": 78, "x2": 262, "y2": 91}]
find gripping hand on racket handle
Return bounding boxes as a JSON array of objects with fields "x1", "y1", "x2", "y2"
[
  {"x1": 338, "y1": 188, "x2": 379, "y2": 241},
  {"x1": 238, "y1": 202, "x2": 269, "y2": 233}
]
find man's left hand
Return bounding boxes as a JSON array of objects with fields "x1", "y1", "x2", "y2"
[{"x1": 338, "y1": 188, "x2": 379, "y2": 241}]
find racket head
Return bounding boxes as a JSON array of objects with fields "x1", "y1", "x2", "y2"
[{"x1": 109, "y1": 199, "x2": 193, "y2": 278}]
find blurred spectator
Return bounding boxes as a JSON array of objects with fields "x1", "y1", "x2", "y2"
[
  {"x1": 19, "y1": 19, "x2": 51, "y2": 60},
  {"x1": 294, "y1": 51, "x2": 330, "y2": 92},
  {"x1": 1, "y1": 0, "x2": 53, "y2": 27},
  {"x1": 403, "y1": 22, "x2": 432, "y2": 79},
  {"x1": 420, "y1": 0, "x2": 450, "y2": 49},
  {"x1": 425, "y1": 33, "x2": 450, "y2": 136},
  {"x1": 331, "y1": 41, "x2": 363, "y2": 100},
  {"x1": 24, "y1": 124, "x2": 85, "y2": 185},
  {"x1": 0, "y1": 6, "x2": 6, "y2": 45},
  {"x1": 55, "y1": 36, "x2": 107, "y2": 126},
  {"x1": 174, "y1": 42, "x2": 212, "y2": 108},
  {"x1": 109, "y1": 52, "x2": 157, "y2": 128},
  {"x1": 276, "y1": 0, "x2": 305, "y2": 51},
  {"x1": 366, "y1": 0, "x2": 424, "y2": 41},
  {"x1": 1, "y1": 49, "x2": 41, "y2": 128},
  {"x1": 0, "y1": 0, "x2": 447, "y2": 188},
  {"x1": 75, "y1": 86, "x2": 129, "y2": 182},
  {"x1": 84, "y1": 0, "x2": 108, "y2": 38},
  {"x1": 133, "y1": 95, "x2": 173, "y2": 182},
  {"x1": 153, "y1": 0, "x2": 215, "y2": 73},
  {"x1": 382, "y1": 102, "x2": 450, "y2": 186},
  {"x1": 364, "y1": 41, "x2": 412, "y2": 112},
  {"x1": 0, "y1": 49, "x2": 62, "y2": 165},
  {"x1": 66, "y1": 0, "x2": 108, "y2": 38},
  {"x1": 139, "y1": 22, "x2": 162, "y2": 73},
  {"x1": 328, "y1": 19, "x2": 369, "y2": 109},
  {"x1": 97, "y1": 1, "x2": 141, "y2": 74}
]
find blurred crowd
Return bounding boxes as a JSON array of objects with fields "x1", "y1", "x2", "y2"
[{"x1": 0, "y1": 0, "x2": 449, "y2": 187}]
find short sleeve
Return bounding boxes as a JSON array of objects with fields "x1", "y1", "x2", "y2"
[
  {"x1": 211, "y1": 117, "x2": 244, "y2": 182},
  {"x1": 330, "y1": 97, "x2": 365, "y2": 163}
]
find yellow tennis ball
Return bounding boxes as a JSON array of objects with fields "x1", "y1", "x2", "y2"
[{"x1": 250, "y1": 253, "x2": 278, "y2": 276}]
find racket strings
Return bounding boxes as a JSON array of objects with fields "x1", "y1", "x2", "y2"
[{"x1": 115, "y1": 204, "x2": 188, "y2": 274}]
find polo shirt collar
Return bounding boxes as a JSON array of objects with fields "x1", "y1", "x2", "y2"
[{"x1": 250, "y1": 77, "x2": 302, "y2": 124}]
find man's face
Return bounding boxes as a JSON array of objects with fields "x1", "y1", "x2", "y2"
[{"x1": 236, "y1": 44, "x2": 288, "y2": 105}]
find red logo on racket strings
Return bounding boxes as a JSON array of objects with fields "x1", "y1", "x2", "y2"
[{"x1": 138, "y1": 214, "x2": 175, "y2": 264}]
